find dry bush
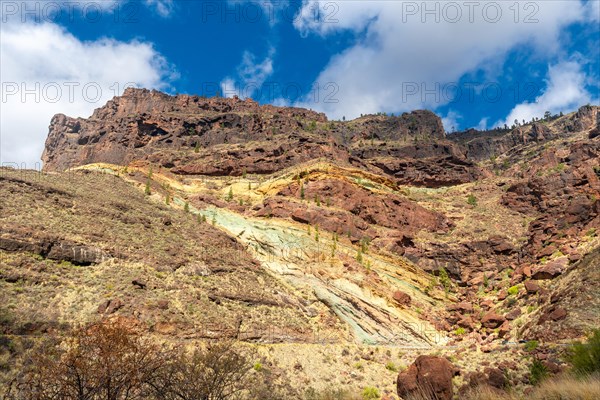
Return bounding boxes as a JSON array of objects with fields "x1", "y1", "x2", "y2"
[
  {"x1": 463, "y1": 376, "x2": 600, "y2": 400},
  {"x1": 462, "y1": 386, "x2": 519, "y2": 400},
  {"x1": 5, "y1": 318, "x2": 166, "y2": 400},
  {"x1": 531, "y1": 375, "x2": 600, "y2": 400},
  {"x1": 151, "y1": 340, "x2": 276, "y2": 400},
  {"x1": 4, "y1": 320, "x2": 286, "y2": 400}
]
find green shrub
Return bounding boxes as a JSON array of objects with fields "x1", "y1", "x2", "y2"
[
  {"x1": 253, "y1": 362, "x2": 263, "y2": 372},
  {"x1": 438, "y1": 267, "x2": 451, "y2": 293},
  {"x1": 529, "y1": 359, "x2": 548, "y2": 385},
  {"x1": 361, "y1": 386, "x2": 380, "y2": 400},
  {"x1": 467, "y1": 194, "x2": 477, "y2": 206},
  {"x1": 454, "y1": 327, "x2": 466, "y2": 336},
  {"x1": 568, "y1": 328, "x2": 600, "y2": 376},
  {"x1": 525, "y1": 340, "x2": 539, "y2": 352},
  {"x1": 385, "y1": 361, "x2": 397, "y2": 372},
  {"x1": 507, "y1": 285, "x2": 519, "y2": 296}
]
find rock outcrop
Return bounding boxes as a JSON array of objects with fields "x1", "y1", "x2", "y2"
[
  {"x1": 42, "y1": 89, "x2": 482, "y2": 188},
  {"x1": 397, "y1": 355, "x2": 459, "y2": 400}
]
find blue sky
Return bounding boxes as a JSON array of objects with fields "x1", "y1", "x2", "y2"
[{"x1": 1, "y1": 0, "x2": 599, "y2": 166}]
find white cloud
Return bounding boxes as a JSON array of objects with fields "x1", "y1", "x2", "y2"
[
  {"x1": 221, "y1": 48, "x2": 275, "y2": 99},
  {"x1": 144, "y1": 0, "x2": 175, "y2": 18},
  {"x1": 293, "y1": 0, "x2": 591, "y2": 120},
  {"x1": 476, "y1": 118, "x2": 489, "y2": 131},
  {"x1": 500, "y1": 61, "x2": 597, "y2": 127},
  {"x1": 585, "y1": 0, "x2": 600, "y2": 21},
  {"x1": 0, "y1": 21, "x2": 175, "y2": 167},
  {"x1": 441, "y1": 111, "x2": 462, "y2": 133}
]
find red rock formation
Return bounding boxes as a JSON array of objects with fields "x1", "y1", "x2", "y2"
[{"x1": 397, "y1": 355, "x2": 459, "y2": 400}]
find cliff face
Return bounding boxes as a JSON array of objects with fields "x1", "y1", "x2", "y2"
[
  {"x1": 1, "y1": 90, "x2": 598, "y2": 394},
  {"x1": 42, "y1": 88, "x2": 483, "y2": 186}
]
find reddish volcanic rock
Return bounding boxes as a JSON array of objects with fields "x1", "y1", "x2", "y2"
[
  {"x1": 397, "y1": 355, "x2": 459, "y2": 400},
  {"x1": 524, "y1": 280, "x2": 541, "y2": 293},
  {"x1": 532, "y1": 258, "x2": 568, "y2": 280},
  {"x1": 392, "y1": 291, "x2": 412, "y2": 306},
  {"x1": 481, "y1": 311, "x2": 505, "y2": 329}
]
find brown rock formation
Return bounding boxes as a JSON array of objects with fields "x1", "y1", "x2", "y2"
[{"x1": 397, "y1": 355, "x2": 459, "y2": 400}]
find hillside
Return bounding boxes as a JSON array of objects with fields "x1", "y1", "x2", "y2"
[{"x1": 1, "y1": 89, "x2": 599, "y2": 398}]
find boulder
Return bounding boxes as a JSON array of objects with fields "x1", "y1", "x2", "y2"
[
  {"x1": 132, "y1": 279, "x2": 147, "y2": 289},
  {"x1": 397, "y1": 355, "x2": 459, "y2": 400},
  {"x1": 524, "y1": 280, "x2": 540, "y2": 294},
  {"x1": 481, "y1": 311, "x2": 505, "y2": 329},
  {"x1": 392, "y1": 291, "x2": 412, "y2": 306},
  {"x1": 532, "y1": 258, "x2": 567, "y2": 280},
  {"x1": 98, "y1": 299, "x2": 124, "y2": 314}
]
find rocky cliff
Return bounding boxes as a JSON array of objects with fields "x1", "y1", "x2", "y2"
[{"x1": 2, "y1": 89, "x2": 599, "y2": 396}]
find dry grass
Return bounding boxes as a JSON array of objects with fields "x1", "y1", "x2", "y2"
[{"x1": 463, "y1": 376, "x2": 600, "y2": 400}]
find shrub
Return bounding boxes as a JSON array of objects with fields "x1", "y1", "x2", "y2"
[
  {"x1": 507, "y1": 285, "x2": 519, "y2": 296},
  {"x1": 529, "y1": 359, "x2": 548, "y2": 385},
  {"x1": 454, "y1": 327, "x2": 466, "y2": 336},
  {"x1": 438, "y1": 267, "x2": 451, "y2": 293},
  {"x1": 385, "y1": 361, "x2": 397, "y2": 372},
  {"x1": 8, "y1": 319, "x2": 166, "y2": 400},
  {"x1": 361, "y1": 386, "x2": 380, "y2": 400},
  {"x1": 568, "y1": 328, "x2": 600, "y2": 377},
  {"x1": 467, "y1": 194, "x2": 477, "y2": 206},
  {"x1": 524, "y1": 340, "x2": 539, "y2": 352}
]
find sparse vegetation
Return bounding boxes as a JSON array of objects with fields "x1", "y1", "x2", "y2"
[
  {"x1": 567, "y1": 328, "x2": 600, "y2": 376},
  {"x1": 467, "y1": 194, "x2": 477, "y2": 206},
  {"x1": 507, "y1": 285, "x2": 519, "y2": 296},
  {"x1": 524, "y1": 340, "x2": 539, "y2": 352},
  {"x1": 361, "y1": 386, "x2": 380, "y2": 400},
  {"x1": 529, "y1": 359, "x2": 548, "y2": 385},
  {"x1": 385, "y1": 361, "x2": 398, "y2": 372}
]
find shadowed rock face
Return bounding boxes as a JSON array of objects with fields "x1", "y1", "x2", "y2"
[{"x1": 42, "y1": 88, "x2": 483, "y2": 187}]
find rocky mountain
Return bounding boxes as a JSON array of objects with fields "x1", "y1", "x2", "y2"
[{"x1": 2, "y1": 88, "x2": 599, "y2": 397}]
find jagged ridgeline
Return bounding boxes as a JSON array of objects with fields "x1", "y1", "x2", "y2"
[{"x1": 1, "y1": 88, "x2": 599, "y2": 397}]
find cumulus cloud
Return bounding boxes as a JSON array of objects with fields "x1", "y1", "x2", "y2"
[
  {"x1": 500, "y1": 61, "x2": 598, "y2": 127},
  {"x1": 441, "y1": 111, "x2": 462, "y2": 133},
  {"x1": 293, "y1": 0, "x2": 591, "y2": 120},
  {"x1": 144, "y1": 0, "x2": 175, "y2": 18},
  {"x1": 221, "y1": 48, "x2": 275, "y2": 99},
  {"x1": 0, "y1": 21, "x2": 175, "y2": 167}
]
